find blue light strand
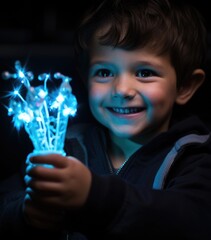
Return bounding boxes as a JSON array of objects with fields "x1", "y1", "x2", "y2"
[{"x1": 2, "y1": 60, "x2": 77, "y2": 156}]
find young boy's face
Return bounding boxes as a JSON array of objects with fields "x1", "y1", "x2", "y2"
[{"x1": 88, "y1": 41, "x2": 179, "y2": 141}]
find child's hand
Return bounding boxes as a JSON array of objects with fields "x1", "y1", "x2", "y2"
[{"x1": 24, "y1": 154, "x2": 92, "y2": 209}]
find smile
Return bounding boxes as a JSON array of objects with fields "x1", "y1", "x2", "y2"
[{"x1": 108, "y1": 107, "x2": 145, "y2": 114}]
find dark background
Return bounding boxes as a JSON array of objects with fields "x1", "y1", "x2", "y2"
[{"x1": 0, "y1": 0, "x2": 211, "y2": 179}]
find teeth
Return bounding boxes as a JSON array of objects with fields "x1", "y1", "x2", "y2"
[{"x1": 112, "y1": 107, "x2": 141, "y2": 114}]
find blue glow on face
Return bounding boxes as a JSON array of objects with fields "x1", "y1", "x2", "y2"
[{"x1": 2, "y1": 60, "x2": 78, "y2": 155}]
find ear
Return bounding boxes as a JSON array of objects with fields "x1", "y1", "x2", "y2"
[{"x1": 176, "y1": 69, "x2": 205, "y2": 105}]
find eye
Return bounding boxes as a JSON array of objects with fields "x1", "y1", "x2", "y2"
[
  {"x1": 136, "y1": 68, "x2": 158, "y2": 78},
  {"x1": 94, "y1": 68, "x2": 114, "y2": 78}
]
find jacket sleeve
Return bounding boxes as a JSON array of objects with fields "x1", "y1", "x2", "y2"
[
  {"x1": 65, "y1": 152, "x2": 211, "y2": 239},
  {"x1": 0, "y1": 171, "x2": 63, "y2": 240},
  {"x1": 0, "y1": 172, "x2": 28, "y2": 237}
]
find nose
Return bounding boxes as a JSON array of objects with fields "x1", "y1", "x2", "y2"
[{"x1": 112, "y1": 74, "x2": 136, "y2": 99}]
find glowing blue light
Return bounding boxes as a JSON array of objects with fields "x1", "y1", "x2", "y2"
[
  {"x1": 18, "y1": 71, "x2": 25, "y2": 78},
  {"x1": 2, "y1": 60, "x2": 78, "y2": 156}
]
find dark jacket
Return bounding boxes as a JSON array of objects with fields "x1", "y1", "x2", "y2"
[{"x1": 1, "y1": 115, "x2": 211, "y2": 239}]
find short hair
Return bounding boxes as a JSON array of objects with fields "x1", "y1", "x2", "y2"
[{"x1": 74, "y1": 0, "x2": 208, "y2": 88}]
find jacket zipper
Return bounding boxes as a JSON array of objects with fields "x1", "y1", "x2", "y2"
[{"x1": 116, "y1": 158, "x2": 129, "y2": 175}]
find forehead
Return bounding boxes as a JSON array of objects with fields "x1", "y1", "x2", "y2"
[{"x1": 89, "y1": 41, "x2": 173, "y2": 73}]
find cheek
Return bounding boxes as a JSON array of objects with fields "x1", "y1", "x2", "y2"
[
  {"x1": 88, "y1": 85, "x2": 102, "y2": 104},
  {"x1": 143, "y1": 85, "x2": 177, "y2": 108},
  {"x1": 88, "y1": 84, "x2": 107, "y2": 116},
  {"x1": 88, "y1": 82, "x2": 109, "y2": 102},
  {"x1": 88, "y1": 85, "x2": 108, "y2": 123}
]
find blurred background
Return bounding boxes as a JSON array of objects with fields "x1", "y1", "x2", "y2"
[{"x1": 0, "y1": 0, "x2": 211, "y2": 178}]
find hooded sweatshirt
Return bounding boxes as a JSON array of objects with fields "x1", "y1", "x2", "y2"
[{"x1": 1, "y1": 115, "x2": 211, "y2": 240}]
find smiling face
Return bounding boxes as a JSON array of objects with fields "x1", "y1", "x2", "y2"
[{"x1": 88, "y1": 42, "x2": 183, "y2": 142}]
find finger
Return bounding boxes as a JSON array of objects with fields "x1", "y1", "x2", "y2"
[
  {"x1": 26, "y1": 165, "x2": 64, "y2": 181},
  {"x1": 26, "y1": 181, "x2": 63, "y2": 195},
  {"x1": 29, "y1": 154, "x2": 68, "y2": 168},
  {"x1": 24, "y1": 174, "x2": 32, "y2": 185},
  {"x1": 24, "y1": 192, "x2": 65, "y2": 213}
]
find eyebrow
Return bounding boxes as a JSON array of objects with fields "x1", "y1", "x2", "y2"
[
  {"x1": 90, "y1": 60, "x2": 112, "y2": 65},
  {"x1": 90, "y1": 60, "x2": 165, "y2": 72},
  {"x1": 132, "y1": 60, "x2": 165, "y2": 70}
]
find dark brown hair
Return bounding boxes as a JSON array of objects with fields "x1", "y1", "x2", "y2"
[{"x1": 74, "y1": 0, "x2": 208, "y2": 88}]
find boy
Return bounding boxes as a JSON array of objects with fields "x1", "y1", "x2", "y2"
[{"x1": 1, "y1": 0, "x2": 211, "y2": 239}]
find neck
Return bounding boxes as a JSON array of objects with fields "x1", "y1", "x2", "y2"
[{"x1": 108, "y1": 133, "x2": 142, "y2": 169}]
